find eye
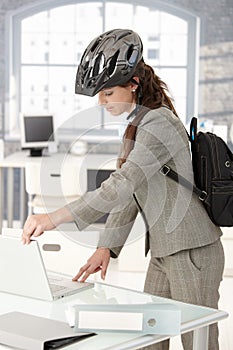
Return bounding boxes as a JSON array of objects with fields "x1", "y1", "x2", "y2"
[{"x1": 104, "y1": 90, "x2": 113, "y2": 96}]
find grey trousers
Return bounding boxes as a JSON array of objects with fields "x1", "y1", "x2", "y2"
[{"x1": 142, "y1": 239, "x2": 225, "y2": 350}]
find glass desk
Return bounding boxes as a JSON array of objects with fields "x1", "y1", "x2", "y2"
[{"x1": 0, "y1": 280, "x2": 228, "y2": 350}]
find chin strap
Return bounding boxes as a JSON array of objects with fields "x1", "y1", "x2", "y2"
[{"x1": 127, "y1": 79, "x2": 143, "y2": 120}]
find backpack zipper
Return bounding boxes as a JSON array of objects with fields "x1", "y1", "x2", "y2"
[
  {"x1": 201, "y1": 156, "x2": 207, "y2": 191},
  {"x1": 207, "y1": 133, "x2": 219, "y2": 179},
  {"x1": 212, "y1": 186, "x2": 233, "y2": 194}
]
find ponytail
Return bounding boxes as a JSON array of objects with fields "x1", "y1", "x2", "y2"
[
  {"x1": 118, "y1": 60, "x2": 179, "y2": 168},
  {"x1": 133, "y1": 61, "x2": 178, "y2": 117}
]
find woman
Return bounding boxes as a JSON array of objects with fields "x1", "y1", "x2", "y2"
[{"x1": 22, "y1": 29, "x2": 224, "y2": 350}]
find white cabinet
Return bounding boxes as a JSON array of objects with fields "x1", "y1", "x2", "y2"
[
  {"x1": 118, "y1": 214, "x2": 149, "y2": 273},
  {"x1": 221, "y1": 227, "x2": 233, "y2": 276}
]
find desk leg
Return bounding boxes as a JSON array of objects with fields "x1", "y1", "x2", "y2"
[
  {"x1": 193, "y1": 326, "x2": 209, "y2": 350},
  {"x1": 20, "y1": 168, "x2": 27, "y2": 226},
  {"x1": 7, "y1": 167, "x2": 14, "y2": 227},
  {"x1": 0, "y1": 167, "x2": 3, "y2": 233}
]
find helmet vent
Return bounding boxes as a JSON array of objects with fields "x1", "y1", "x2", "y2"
[
  {"x1": 92, "y1": 52, "x2": 105, "y2": 77},
  {"x1": 90, "y1": 38, "x2": 101, "y2": 53},
  {"x1": 127, "y1": 45, "x2": 138, "y2": 66},
  {"x1": 108, "y1": 50, "x2": 119, "y2": 76}
]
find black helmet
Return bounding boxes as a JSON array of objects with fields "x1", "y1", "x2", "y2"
[{"x1": 75, "y1": 29, "x2": 143, "y2": 96}]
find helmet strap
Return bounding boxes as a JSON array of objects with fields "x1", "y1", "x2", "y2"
[{"x1": 130, "y1": 78, "x2": 142, "y2": 104}]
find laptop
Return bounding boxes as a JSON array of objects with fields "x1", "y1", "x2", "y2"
[{"x1": 0, "y1": 236, "x2": 94, "y2": 301}]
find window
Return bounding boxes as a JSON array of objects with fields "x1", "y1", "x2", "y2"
[
  {"x1": 5, "y1": 0, "x2": 199, "y2": 139},
  {"x1": 148, "y1": 49, "x2": 159, "y2": 59}
]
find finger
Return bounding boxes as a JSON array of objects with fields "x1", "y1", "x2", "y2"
[
  {"x1": 23, "y1": 230, "x2": 35, "y2": 244},
  {"x1": 22, "y1": 228, "x2": 35, "y2": 245},
  {"x1": 73, "y1": 264, "x2": 101, "y2": 282},
  {"x1": 101, "y1": 259, "x2": 109, "y2": 280},
  {"x1": 79, "y1": 271, "x2": 91, "y2": 283},
  {"x1": 79, "y1": 266, "x2": 101, "y2": 282},
  {"x1": 22, "y1": 217, "x2": 36, "y2": 244},
  {"x1": 33, "y1": 225, "x2": 44, "y2": 237},
  {"x1": 72, "y1": 263, "x2": 90, "y2": 281}
]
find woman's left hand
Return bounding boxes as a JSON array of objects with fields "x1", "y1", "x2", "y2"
[{"x1": 73, "y1": 247, "x2": 111, "y2": 282}]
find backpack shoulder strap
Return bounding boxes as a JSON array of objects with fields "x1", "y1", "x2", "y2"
[
  {"x1": 190, "y1": 117, "x2": 198, "y2": 152},
  {"x1": 160, "y1": 116, "x2": 208, "y2": 202},
  {"x1": 190, "y1": 117, "x2": 197, "y2": 141},
  {"x1": 159, "y1": 164, "x2": 207, "y2": 201}
]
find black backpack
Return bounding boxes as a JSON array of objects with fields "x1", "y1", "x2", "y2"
[{"x1": 160, "y1": 117, "x2": 233, "y2": 227}]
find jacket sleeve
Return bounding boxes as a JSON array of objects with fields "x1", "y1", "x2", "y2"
[
  {"x1": 66, "y1": 109, "x2": 187, "y2": 237},
  {"x1": 97, "y1": 197, "x2": 139, "y2": 258}
]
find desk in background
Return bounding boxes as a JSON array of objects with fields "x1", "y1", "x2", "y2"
[
  {"x1": 0, "y1": 151, "x2": 30, "y2": 230},
  {"x1": 0, "y1": 281, "x2": 228, "y2": 350},
  {"x1": 0, "y1": 151, "x2": 117, "y2": 232}
]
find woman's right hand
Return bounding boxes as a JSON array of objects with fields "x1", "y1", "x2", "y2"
[
  {"x1": 73, "y1": 247, "x2": 111, "y2": 282},
  {"x1": 21, "y1": 213, "x2": 56, "y2": 244},
  {"x1": 21, "y1": 207, "x2": 73, "y2": 244}
]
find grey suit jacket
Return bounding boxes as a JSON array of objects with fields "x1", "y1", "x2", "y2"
[{"x1": 67, "y1": 107, "x2": 222, "y2": 258}]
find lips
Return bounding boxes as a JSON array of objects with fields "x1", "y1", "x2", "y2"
[{"x1": 106, "y1": 107, "x2": 114, "y2": 112}]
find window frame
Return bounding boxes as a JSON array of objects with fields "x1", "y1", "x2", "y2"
[{"x1": 5, "y1": 0, "x2": 200, "y2": 140}]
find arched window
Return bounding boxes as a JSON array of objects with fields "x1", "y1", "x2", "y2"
[{"x1": 5, "y1": 0, "x2": 199, "y2": 138}]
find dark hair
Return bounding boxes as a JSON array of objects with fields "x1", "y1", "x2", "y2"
[
  {"x1": 117, "y1": 60, "x2": 178, "y2": 168},
  {"x1": 132, "y1": 60, "x2": 178, "y2": 117}
]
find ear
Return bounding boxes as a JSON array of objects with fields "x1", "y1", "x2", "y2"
[{"x1": 131, "y1": 77, "x2": 139, "y2": 90}]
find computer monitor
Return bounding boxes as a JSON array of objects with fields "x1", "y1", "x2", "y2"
[{"x1": 20, "y1": 114, "x2": 55, "y2": 157}]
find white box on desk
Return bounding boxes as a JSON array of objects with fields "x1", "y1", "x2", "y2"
[{"x1": 72, "y1": 303, "x2": 181, "y2": 335}]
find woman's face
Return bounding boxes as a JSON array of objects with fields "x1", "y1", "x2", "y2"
[{"x1": 98, "y1": 83, "x2": 138, "y2": 116}]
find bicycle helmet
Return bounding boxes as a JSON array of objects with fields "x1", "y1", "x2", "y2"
[{"x1": 75, "y1": 29, "x2": 143, "y2": 96}]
